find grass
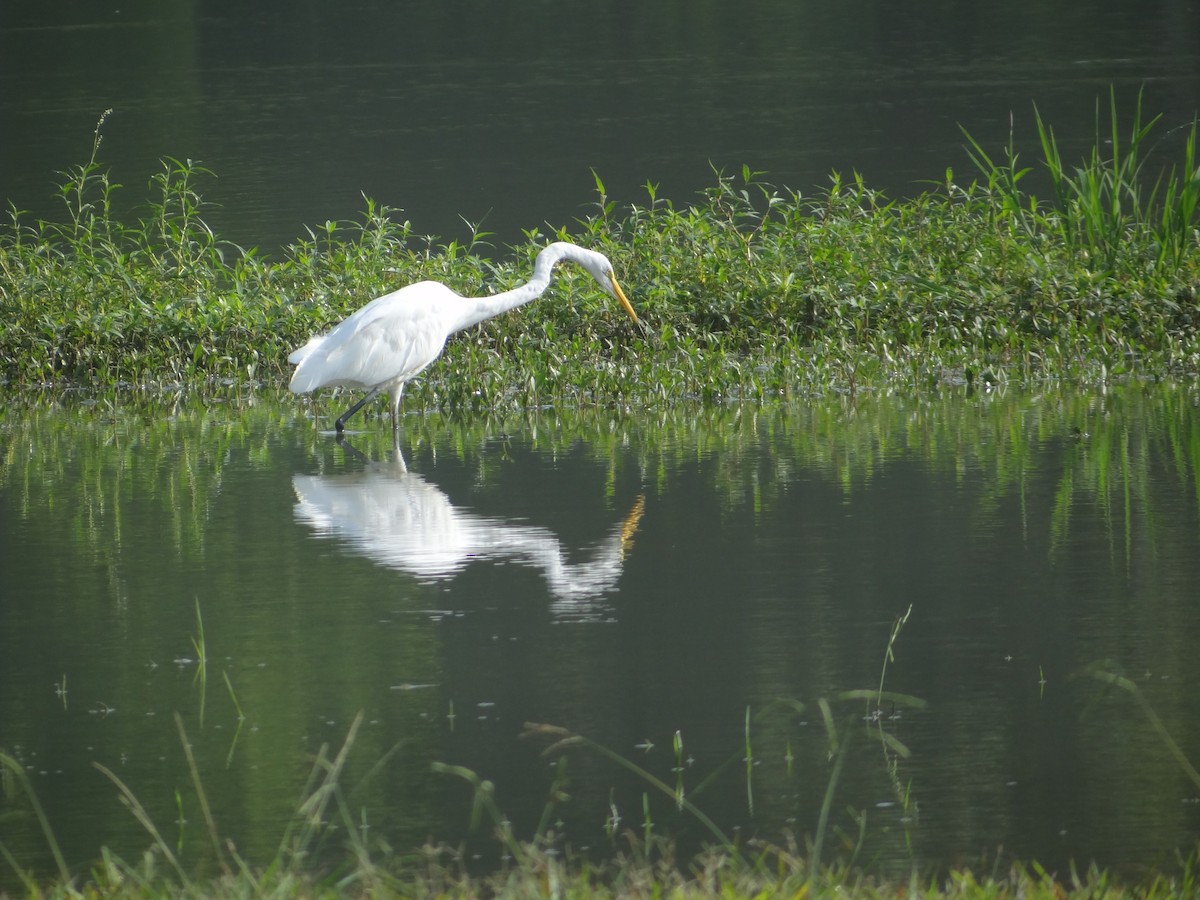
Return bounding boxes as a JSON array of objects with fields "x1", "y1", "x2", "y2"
[
  {"x1": 3, "y1": 96, "x2": 1200, "y2": 417},
  {"x1": 962, "y1": 88, "x2": 1200, "y2": 272},
  {"x1": 3, "y1": 700, "x2": 1199, "y2": 899}
]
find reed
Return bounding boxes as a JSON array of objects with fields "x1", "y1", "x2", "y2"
[{"x1": 963, "y1": 87, "x2": 1200, "y2": 271}]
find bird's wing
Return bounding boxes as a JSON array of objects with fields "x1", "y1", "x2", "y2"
[{"x1": 290, "y1": 282, "x2": 458, "y2": 392}]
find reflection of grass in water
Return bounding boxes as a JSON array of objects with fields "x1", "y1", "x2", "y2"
[
  {"x1": 1074, "y1": 660, "x2": 1200, "y2": 794},
  {"x1": 191, "y1": 597, "x2": 207, "y2": 727},
  {"x1": 505, "y1": 615, "x2": 928, "y2": 893},
  {"x1": 4, "y1": 383, "x2": 1197, "y2": 577}
]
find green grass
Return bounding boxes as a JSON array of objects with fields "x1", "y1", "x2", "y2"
[
  {"x1": 3, "y1": 711, "x2": 1198, "y2": 898},
  {"x1": 3, "y1": 97, "x2": 1200, "y2": 416}
]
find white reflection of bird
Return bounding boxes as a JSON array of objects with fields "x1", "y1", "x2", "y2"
[
  {"x1": 292, "y1": 451, "x2": 645, "y2": 621},
  {"x1": 288, "y1": 242, "x2": 638, "y2": 436}
]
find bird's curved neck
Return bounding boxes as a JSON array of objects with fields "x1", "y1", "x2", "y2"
[{"x1": 449, "y1": 244, "x2": 573, "y2": 333}]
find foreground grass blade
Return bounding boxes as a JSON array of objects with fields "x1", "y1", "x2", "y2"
[
  {"x1": 0, "y1": 752, "x2": 70, "y2": 884},
  {"x1": 93, "y1": 760, "x2": 191, "y2": 885},
  {"x1": 175, "y1": 712, "x2": 224, "y2": 870},
  {"x1": 521, "y1": 722, "x2": 734, "y2": 853}
]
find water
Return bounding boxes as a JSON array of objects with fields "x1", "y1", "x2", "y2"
[
  {"x1": 2, "y1": 1, "x2": 1200, "y2": 251},
  {"x1": 2, "y1": 385, "x2": 1199, "y2": 885}
]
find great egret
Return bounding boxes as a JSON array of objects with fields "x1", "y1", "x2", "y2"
[{"x1": 288, "y1": 241, "x2": 637, "y2": 435}]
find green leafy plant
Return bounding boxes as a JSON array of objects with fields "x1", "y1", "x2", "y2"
[{"x1": 5, "y1": 95, "x2": 1200, "y2": 399}]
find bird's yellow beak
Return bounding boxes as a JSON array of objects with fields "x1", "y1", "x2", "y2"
[{"x1": 611, "y1": 274, "x2": 638, "y2": 324}]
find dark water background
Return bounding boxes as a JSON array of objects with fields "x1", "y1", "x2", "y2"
[
  {"x1": 3, "y1": 1, "x2": 1200, "y2": 251},
  {"x1": 1, "y1": 387, "x2": 1199, "y2": 885}
]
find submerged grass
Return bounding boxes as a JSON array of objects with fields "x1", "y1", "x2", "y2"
[{"x1": 3, "y1": 96, "x2": 1200, "y2": 420}]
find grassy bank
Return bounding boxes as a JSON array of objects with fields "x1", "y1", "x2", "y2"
[
  {"x1": 10, "y1": 844, "x2": 1199, "y2": 899},
  {"x1": 3, "y1": 96, "x2": 1200, "y2": 418}
]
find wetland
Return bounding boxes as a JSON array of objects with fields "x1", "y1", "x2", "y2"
[
  {"x1": 4, "y1": 3, "x2": 1200, "y2": 892},
  {"x1": 2, "y1": 386, "x2": 1199, "y2": 891}
]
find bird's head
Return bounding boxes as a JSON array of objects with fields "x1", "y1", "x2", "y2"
[{"x1": 573, "y1": 246, "x2": 639, "y2": 324}]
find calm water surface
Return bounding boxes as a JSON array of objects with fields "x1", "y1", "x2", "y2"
[
  {"x1": 2, "y1": 386, "x2": 1199, "y2": 885},
  {"x1": 2, "y1": 1, "x2": 1200, "y2": 250}
]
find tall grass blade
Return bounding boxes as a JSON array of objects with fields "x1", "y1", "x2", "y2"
[
  {"x1": 744, "y1": 705, "x2": 754, "y2": 816},
  {"x1": 0, "y1": 841, "x2": 42, "y2": 895},
  {"x1": 877, "y1": 604, "x2": 913, "y2": 705},
  {"x1": 93, "y1": 760, "x2": 190, "y2": 886},
  {"x1": 222, "y1": 669, "x2": 245, "y2": 721},
  {"x1": 0, "y1": 752, "x2": 71, "y2": 884},
  {"x1": 174, "y1": 713, "x2": 225, "y2": 870},
  {"x1": 283, "y1": 711, "x2": 364, "y2": 862},
  {"x1": 192, "y1": 598, "x2": 208, "y2": 727},
  {"x1": 534, "y1": 754, "x2": 571, "y2": 841},
  {"x1": 430, "y1": 762, "x2": 524, "y2": 860},
  {"x1": 810, "y1": 714, "x2": 851, "y2": 892},
  {"x1": 522, "y1": 722, "x2": 733, "y2": 853}
]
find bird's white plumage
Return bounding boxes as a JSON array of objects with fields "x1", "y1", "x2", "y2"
[
  {"x1": 289, "y1": 281, "x2": 458, "y2": 393},
  {"x1": 288, "y1": 241, "x2": 637, "y2": 436}
]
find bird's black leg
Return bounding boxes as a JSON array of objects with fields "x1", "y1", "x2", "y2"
[{"x1": 335, "y1": 387, "x2": 381, "y2": 433}]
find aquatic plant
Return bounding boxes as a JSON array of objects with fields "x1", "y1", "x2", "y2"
[
  {"x1": 3, "y1": 99, "x2": 1200, "y2": 407},
  {"x1": 963, "y1": 88, "x2": 1200, "y2": 271}
]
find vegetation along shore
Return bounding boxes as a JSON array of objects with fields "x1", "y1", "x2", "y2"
[
  {"x1": 3, "y1": 95, "x2": 1200, "y2": 896},
  {"x1": 2, "y1": 93, "x2": 1200, "y2": 416}
]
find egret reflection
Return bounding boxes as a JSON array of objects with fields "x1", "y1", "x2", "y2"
[{"x1": 292, "y1": 440, "x2": 644, "y2": 621}]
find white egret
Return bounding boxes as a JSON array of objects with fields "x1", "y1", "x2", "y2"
[{"x1": 288, "y1": 241, "x2": 637, "y2": 435}]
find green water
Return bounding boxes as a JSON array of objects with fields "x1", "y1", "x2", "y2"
[{"x1": 1, "y1": 384, "x2": 1199, "y2": 883}]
